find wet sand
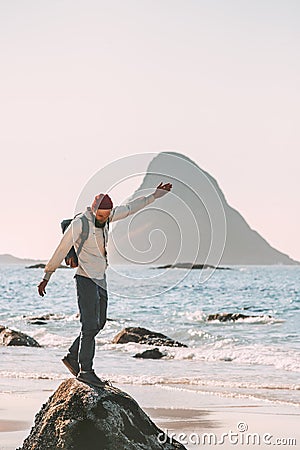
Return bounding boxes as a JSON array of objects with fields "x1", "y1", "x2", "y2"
[{"x1": 0, "y1": 420, "x2": 31, "y2": 432}]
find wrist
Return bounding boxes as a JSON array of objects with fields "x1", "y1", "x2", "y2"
[{"x1": 43, "y1": 271, "x2": 53, "y2": 282}]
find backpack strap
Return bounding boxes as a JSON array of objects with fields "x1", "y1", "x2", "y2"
[
  {"x1": 102, "y1": 217, "x2": 110, "y2": 265},
  {"x1": 76, "y1": 215, "x2": 89, "y2": 257}
]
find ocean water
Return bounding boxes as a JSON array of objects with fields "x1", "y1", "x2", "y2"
[{"x1": 0, "y1": 264, "x2": 299, "y2": 407}]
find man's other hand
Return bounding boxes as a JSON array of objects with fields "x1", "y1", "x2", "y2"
[
  {"x1": 38, "y1": 279, "x2": 48, "y2": 297},
  {"x1": 66, "y1": 256, "x2": 77, "y2": 268},
  {"x1": 154, "y1": 182, "x2": 173, "y2": 199}
]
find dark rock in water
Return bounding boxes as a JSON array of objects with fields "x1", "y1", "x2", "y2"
[
  {"x1": 207, "y1": 312, "x2": 272, "y2": 322},
  {"x1": 242, "y1": 306, "x2": 269, "y2": 313},
  {"x1": 26, "y1": 263, "x2": 69, "y2": 269},
  {"x1": 0, "y1": 325, "x2": 41, "y2": 347},
  {"x1": 25, "y1": 313, "x2": 65, "y2": 322},
  {"x1": 112, "y1": 327, "x2": 188, "y2": 348},
  {"x1": 29, "y1": 320, "x2": 48, "y2": 325},
  {"x1": 26, "y1": 263, "x2": 47, "y2": 269},
  {"x1": 18, "y1": 378, "x2": 186, "y2": 450},
  {"x1": 25, "y1": 313, "x2": 115, "y2": 324},
  {"x1": 154, "y1": 262, "x2": 231, "y2": 270},
  {"x1": 133, "y1": 348, "x2": 166, "y2": 359}
]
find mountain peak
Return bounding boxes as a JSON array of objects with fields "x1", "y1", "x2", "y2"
[{"x1": 109, "y1": 152, "x2": 299, "y2": 266}]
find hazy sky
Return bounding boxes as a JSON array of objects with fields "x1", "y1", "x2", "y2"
[{"x1": 1, "y1": 0, "x2": 299, "y2": 261}]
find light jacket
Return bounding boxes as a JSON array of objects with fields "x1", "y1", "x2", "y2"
[{"x1": 43, "y1": 194, "x2": 156, "y2": 281}]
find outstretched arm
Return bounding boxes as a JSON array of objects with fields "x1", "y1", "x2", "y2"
[{"x1": 110, "y1": 182, "x2": 173, "y2": 222}]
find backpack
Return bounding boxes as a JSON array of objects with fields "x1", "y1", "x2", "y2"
[
  {"x1": 60, "y1": 213, "x2": 110, "y2": 267},
  {"x1": 61, "y1": 214, "x2": 89, "y2": 267}
]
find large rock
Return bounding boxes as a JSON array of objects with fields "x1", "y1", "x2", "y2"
[
  {"x1": 0, "y1": 325, "x2": 41, "y2": 347},
  {"x1": 112, "y1": 327, "x2": 187, "y2": 347},
  {"x1": 19, "y1": 379, "x2": 186, "y2": 450}
]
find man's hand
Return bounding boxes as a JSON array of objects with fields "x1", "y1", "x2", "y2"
[
  {"x1": 153, "y1": 182, "x2": 173, "y2": 199},
  {"x1": 65, "y1": 256, "x2": 77, "y2": 268},
  {"x1": 38, "y1": 279, "x2": 48, "y2": 297}
]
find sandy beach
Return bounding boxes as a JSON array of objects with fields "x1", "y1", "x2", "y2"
[{"x1": 0, "y1": 378, "x2": 299, "y2": 450}]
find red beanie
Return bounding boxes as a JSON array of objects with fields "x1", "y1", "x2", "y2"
[{"x1": 92, "y1": 193, "x2": 113, "y2": 212}]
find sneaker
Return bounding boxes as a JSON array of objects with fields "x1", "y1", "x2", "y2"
[
  {"x1": 62, "y1": 355, "x2": 80, "y2": 377},
  {"x1": 77, "y1": 370, "x2": 111, "y2": 388}
]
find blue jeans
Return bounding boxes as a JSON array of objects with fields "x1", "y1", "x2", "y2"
[{"x1": 68, "y1": 274, "x2": 108, "y2": 371}]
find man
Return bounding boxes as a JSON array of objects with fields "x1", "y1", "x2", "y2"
[{"x1": 38, "y1": 182, "x2": 172, "y2": 387}]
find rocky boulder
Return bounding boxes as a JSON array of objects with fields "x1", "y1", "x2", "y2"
[
  {"x1": 112, "y1": 327, "x2": 187, "y2": 347},
  {"x1": 19, "y1": 379, "x2": 186, "y2": 450},
  {"x1": 0, "y1": 325, "x2": 40, "y2": 347}
]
